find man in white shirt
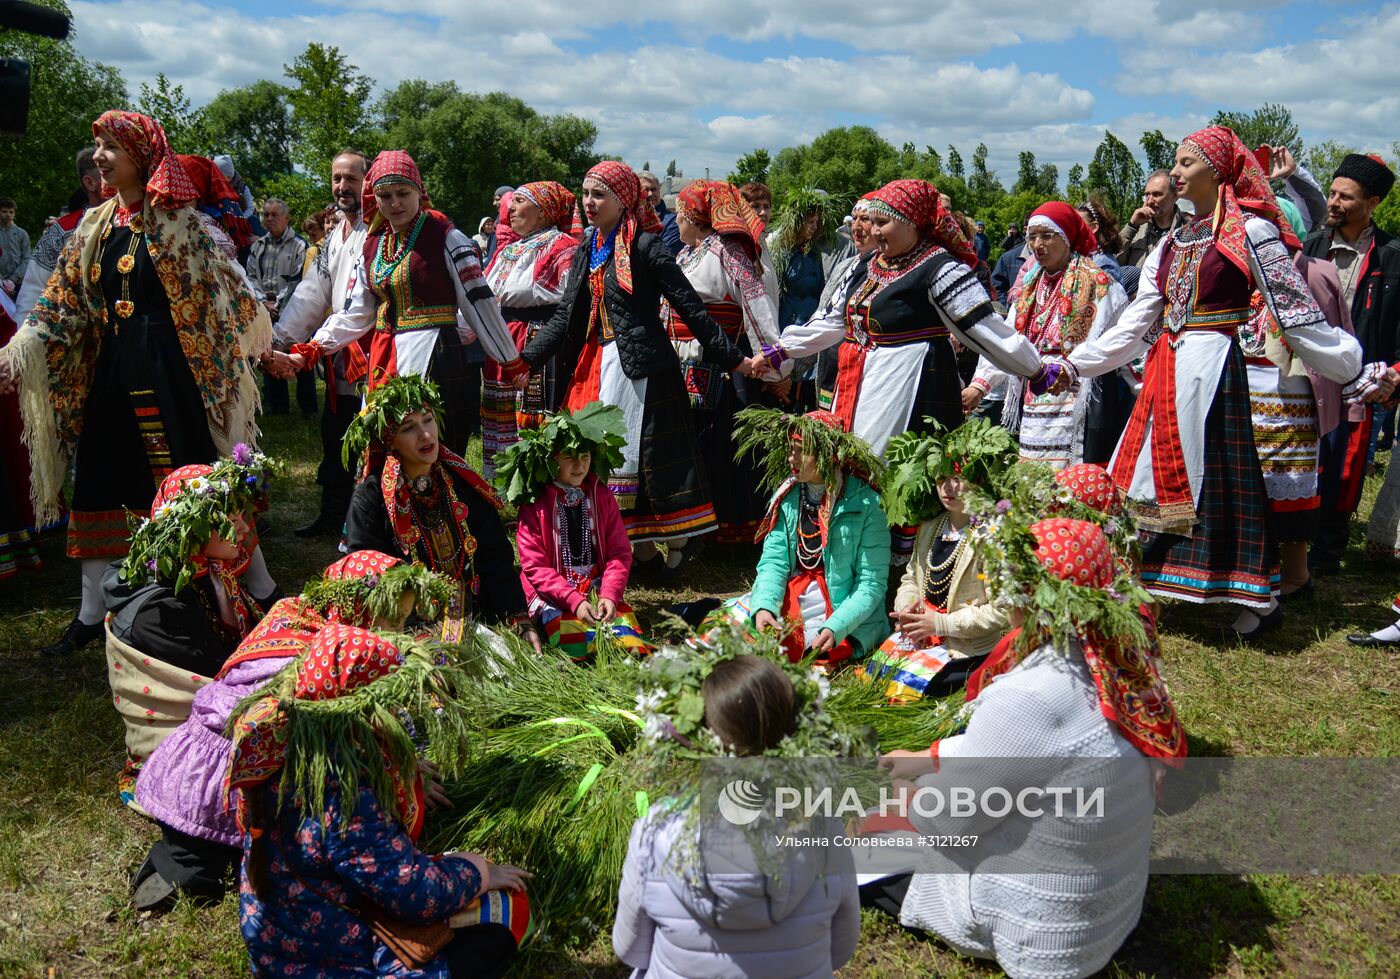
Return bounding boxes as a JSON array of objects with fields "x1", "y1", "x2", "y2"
[{"x1": 270, "y1": 150, "x2": 371, "y2": 537}]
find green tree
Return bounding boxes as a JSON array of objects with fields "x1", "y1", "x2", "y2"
[
  {"x1": 283, "y1": 43, "x2": 377, "y2": 182},
  {"x1": 968, "y1": 142, "x2": 1005, "y2": 213},
  {"x1": 767, "y1": 126, "x2": 897, "y2": 202},
  {"x1": 1210, "y1": 103, "x2": 1300, "y2": 154},
  {"x1": 1374, "y1": 186, "x2": 1400, "y2": 237},
  {"x1": 1036, "y1": 163, "x2": 1059, "y2": 197},
  {"x1": 1014, "y1": 151, "x2": 1039, "y2": 194},
  {"x1": 200, "y1": 81, "x2": 296, "y2": 189},
  {"x1": 1305, "y1": 140, "x2": 1355, "y2": 186},
  {"x1": 136, "y1": 72, "x2": 206, "y2": 152},
  {"x1": 728, "y1": 148, "x2": 771, "y2": 185},
  {"x1": 260, "y1": 171, "x2": 328, "y2": 225},
  {"x1": 376, "y1": 81, "x2": 600, "y2": 224},
  {"x1": 1086, "y1": 131, "x2": 1144, "y2": 219},
  {"x1": 666, "y1": 159, "x2": 678, "y2": 178},
  {"x1": 1140, "y1": 129, "x2": 1175, "y2": 173},
  {"x1": 0, "y1": 0, "x2": 128, "y2": 225},
  {"x1": 893, "y1": 142, "x2": 942, "y2": 182},
  {"x1": 642, "y1": 160, "x2": 650, "y2": 172},
  {"x1": 1065, "y1": 163, "x2": 1086, "y2": 203},
  {"x1": 946, "y1": 145, "x2": 965, "y2": 180}
]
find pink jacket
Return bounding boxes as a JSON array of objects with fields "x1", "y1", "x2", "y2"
[
  {"x1": 1294, "y1": 253, "x2": 1357, "y2": 433},
  {"x1": 516, "y1": 472, "x2": 632, "y2": 614}
]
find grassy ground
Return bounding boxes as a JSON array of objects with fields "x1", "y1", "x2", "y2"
[{"x1": 0, "y1": 409, "x2": 1397, "y2": 978}]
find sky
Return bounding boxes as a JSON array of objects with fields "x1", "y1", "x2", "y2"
[{"x1": 66, "y1": 0, "x2": 1400, "y2": 183}]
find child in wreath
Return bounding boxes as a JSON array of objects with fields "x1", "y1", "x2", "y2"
[{"x1": 495, "y1": 401, "x2": 649, "y2": 660}]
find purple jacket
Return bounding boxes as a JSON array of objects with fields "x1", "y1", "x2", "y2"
[
  {"x1": 1295, "y1": 252, "x2": 1357, "y2": 434},
  {"x1": 135, "y1": 655, "x2": 294, "y2": 847}
]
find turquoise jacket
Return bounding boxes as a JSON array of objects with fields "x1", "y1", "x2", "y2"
[{"x1": 750, "y1": 477, "x2": 891, "y2": 655}]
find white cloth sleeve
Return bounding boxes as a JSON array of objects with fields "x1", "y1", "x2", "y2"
[
  {"x1": 929, "y1": 261, "x2": 1042, "y2": 378},
  {"x1": 1068, "y1": 240, "x2": 1167, "y2": 378},
  {"x1": 311, "y1": 256, "x2": 377, "y2": 353},
  {"x1": 274, "y1": 267, "x2": 333, "y2": 347},
  {"x1": 445, "y1": 229, "x2": 520, "y2": 367},
  {"x1": 1245, "y1": 217, "x2": 1361, "y2": 384}
]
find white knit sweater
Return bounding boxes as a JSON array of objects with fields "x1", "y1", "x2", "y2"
[{"x1": 900, "y1": 644, "x2": 1155, "y2": 979}]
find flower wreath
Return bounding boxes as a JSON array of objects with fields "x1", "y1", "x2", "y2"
[
  {"x1": 120, "y1": 443, "x2": 280, "y2": 593},
  {"x1": 634, "y1": 621, "x2": 871, "y2": 761},
  {"x1": 880, "y1": 416, "x2": 1018, "y2": 526},
  {"x1": 492, "y1": 401, "x2": 628, "y2": 506}
]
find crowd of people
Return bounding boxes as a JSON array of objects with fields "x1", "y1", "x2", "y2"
[{"x1": 0, "y1": 105, "x2": 1398, "y2": 979}]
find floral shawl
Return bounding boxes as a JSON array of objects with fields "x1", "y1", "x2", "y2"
[{"x1": 4, "y1": 196, "x2": 271, "y2": 526}]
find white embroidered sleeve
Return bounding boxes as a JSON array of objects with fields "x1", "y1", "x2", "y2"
[
  {"x1": 445, "y1": 230, "x2": 521, "y2": 368},
  {"x1": 311, "y1": 256, "x2": 376, "y2": 353},
  {"x1": 929, "y1": 260, "x2": 1041, "y2": 378},
  {"x1": 1068, "y1": 240, "x2": 1165, "y2": 378}
]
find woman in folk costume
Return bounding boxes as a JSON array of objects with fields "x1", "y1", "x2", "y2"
[
  {"x1": 130, "y1": 550, "x2": 450, "y2": 911},
  {"x1": 668, "y1": 179, "x2": 788, "y2": 543},
  {"x1": 0, "y1": 111, "x2": 272, "y2": 658},
  {"x1": 753, "y1": 179, "x2": 1049, "y2": 459},
  {"x1": 857, "y1": 419, "x2": 1016, "y2": 703},
  {"x1": 289, "y1": 151, "x2": 524, "y2": 457},
  {"x1": 518, "y1": 161, "x2": 756, "y2": 576},
  {"x1": 176, "y1": 153, "x2": 255, "y2": 258},
  {"x1": 494, "y1": 402, "x2": 648, "y2": 661},
  {"x1": 480, "y1": 181, "x2": 582, "y2": 478},
  {"x1": 881, "y1": 516, "x2": 1185, "y2": 979},
  {"x1": 965, "y1": 202, "x2": 1131, "y2": 470},
  {"x1": 229, "y1": 625, "x2": 532, "y2": 978},
  {"x1": 1058, "y1": 126, "x2": 1387, "y2": 638},
  {"x1": 103, "y1": 451, "x2": 282, "y2": 804},
  {"x1": 709, "y1": 408, "x2": 890, "y2": 666},
  {"x1": 1242, "y1": 197, "x2": 1356, "y2": 601},
  {"x1": 343, "y1": 375, "x2": 539, "y2": 651}
]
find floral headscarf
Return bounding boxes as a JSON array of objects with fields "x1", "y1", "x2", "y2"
[
  {"x1": 676, "y1": 179, "x2": 765, "y2": 262},
  {"x1": 1180, "y1": 125, "x2": 1296, "y2": 283},
  {"x1": 514, "y1": 181, "x2": 582, "y2": 238},
  {"x1": 582, "y1": 161, "x2": 664, "y2": 294},
  {"x1": 866, "y1": 179, "x2": 979, "y2": 268},
  {"x1": 226, "y1": 624, "x2": 427, "y2": 839},
  {"x1": 92, "y1": 111, "x2": 197, "y2": 210},
  {"x1": 361, "y1": 150, "x2": 432, "y2": 228},
  {"x1": 1054, "y1": 462, "x2": 1124, "y2": 517},
  {"x1": 1026, "y1": 201, "x2": 1098, "y2": 256},
  {"x1": 215, "y1": 596, "x2": 325, "y2": 680}
]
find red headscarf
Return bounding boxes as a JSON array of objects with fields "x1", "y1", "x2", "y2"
[
  {"x1": 493, "y1": 191, "x2": 521, "y2": 252},
  {"x1": 362, "y1": 150, "x2": 431, "y2": 228},
  {"x1": 92, "y1": 110, "x2": 198, "y2": 210},
  {"x1": 583, "y1": 161, "x2": 664, "y2": 294},
  {"x1": 514, "y1": 181, "x2": 581, "y2": 238},
  {"x1": 1054, "y1": 462, "x2": 1123, "y2": 516},
  {"x1": 321, "y1": 549, "x2": 405, "y2": 625},
  {"x1": 226, "y1": 624, "x2": 426, "y2": 838},
  {"x1": 676, "y1": 179, "x2": 765, "y2": 262},
  {"x1": 1028, "y1": 518, "x2": 1186, "y2": 760},
  {"x1": 1180, "y1": 125, "x2": 1297, "y2": 284},
  {"x1": 215, "y1": 596, "x2": 325, "y2": 680},
  {"x1": 1027, "y1": 201, "x2": 1098, "y2": 256},
  {"x1": 867, "y1": 179, "x2": 979, "y2": 268},
  {"x1": 177, "y1": 154, "x2": 254, "y2": 250}
]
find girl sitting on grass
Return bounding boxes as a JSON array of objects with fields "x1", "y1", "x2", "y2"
[
  {"x1": 707, "y1": 407, "x2": 889, "y2": 666},
  {"x1": 493, "y1": 402, "x2": 648, "y2": 660},
  {"x1": 858, "y1": 419, "x2": 1016, "y2": 702}
]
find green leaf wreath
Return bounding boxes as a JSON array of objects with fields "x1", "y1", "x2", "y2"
[
  {"x1": 767, "y1": 186, "x2": 850, "y2": 282},
  {"x1": 731, "y1": 405, "x2": 884, "y2": 497},
  {"x1": 880, "y1": 416, "x2": 1019, "y2": 526},
  {"x1": 492, "y1": 401, "x2": 628, "y2": 506},
  {"x1": 300, "y1": 562, "x2": 455, "y2": 627},
  {"x1": 341, "y1": 374, "x2": 446, "y2": 468},
  {"x1": 119, "y1": 444, "x2": 281, "y2": 594}
]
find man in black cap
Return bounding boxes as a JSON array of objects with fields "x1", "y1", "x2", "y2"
[{"x1": 1305, "y1": 153, "x2": 1400, "y2": 574}]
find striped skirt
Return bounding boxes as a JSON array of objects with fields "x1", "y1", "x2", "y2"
[{"x1": 1246, "y1": 360, "x2": 1319, "y2": 544}]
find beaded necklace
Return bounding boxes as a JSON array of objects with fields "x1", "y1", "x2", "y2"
[
  {"x1": 923, "y1": 514, "x2": 967, "y2": 605},
  {"x1": 406, "y1": 465, "x2": 472, "y2": 584},
  {"x1": 372, "y1": 211, "x2": 428, "y2": 288},
  {"x1": 795, "y1": 484, "x2": 826, "y2": 572},
  {"x1": 588, "y1": 225, "x2": 618, "y2": 273},
  {"x1": 554, "y1": 481, "x2": 595, "y2": 591}
]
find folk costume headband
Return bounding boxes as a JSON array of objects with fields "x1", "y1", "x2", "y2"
[
  {"x1": 1179, "y1": 125, "x2": 1296, "y2": 283},
  {"x1": 867, "y1": 179, "x2": 979, "y2": 268},
  {"x1": 92, "y1": 110, "x2": 197, "y2": 210},
  {"x1": 362, "y1": 150, "x2": 432, "y2": 227},
  {"x1": 1027, "y1": 201, "x2": 1098, "y2": 256},
  {"x1": 492, "y1": 401, "x2": 627, "y2": 506},
  {"x1": 582, "y1": 161, "x2": 663, "y2": 294},
  {"x1": 676, "y1": 180, "x2": 765, "y2": 262},
  {"x1": 514, "y1": 181, "x2": 583, "y2": 237},
  {"x1": 1334, "y1": 153, "x2": 1396, "y2": 200},
  {"x1": 880, "y1": 416, "x2": 1018, "y2": 526}
]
